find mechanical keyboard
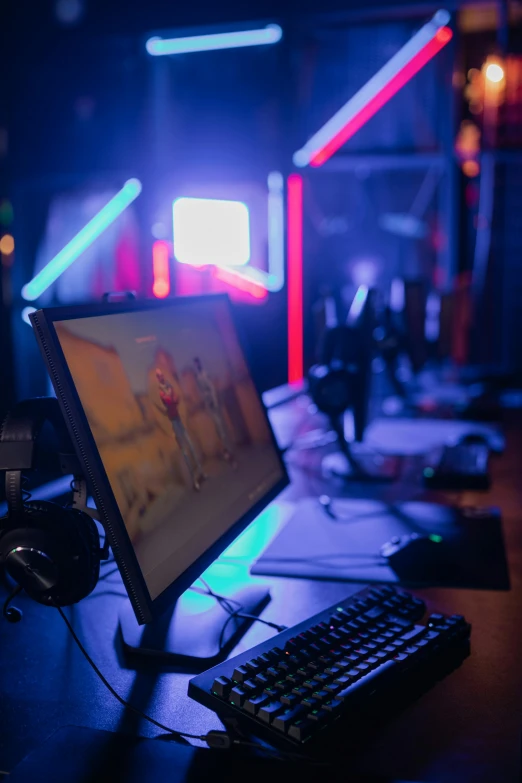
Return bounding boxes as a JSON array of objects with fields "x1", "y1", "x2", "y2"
[
  {"x1": 423, "y1": 443, "x2": 490, "y2": 490},
  {"x1": 189, "y1": 585, "x2": 471, "y2": 749}
]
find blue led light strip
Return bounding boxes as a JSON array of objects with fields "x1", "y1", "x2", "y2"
[
  {"x1": 146, "y1": 24, "x2": 282, "y2": 56},
  {"x1": 21, "y1": 178, "x2": 142, "y2": 302}
]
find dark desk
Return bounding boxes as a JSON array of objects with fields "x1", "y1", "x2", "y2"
[{"x1": 1, "y1": 404, "x2": 522, "y2": 782}]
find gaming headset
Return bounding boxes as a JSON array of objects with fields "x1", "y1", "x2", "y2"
[{"x1": 0, "y1": 398, "x2": 103, "y2": 620}]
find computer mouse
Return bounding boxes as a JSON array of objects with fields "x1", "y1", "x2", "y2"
[
  {"x1": 381, "y1": 532, "x2": 454, "y2": 583},
  {"x1": 459, "y1": 432, "x2": 490, "y2": 447}
]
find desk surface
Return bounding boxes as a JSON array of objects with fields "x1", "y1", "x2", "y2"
[{"x1": 1, "y1": 403, "x2": 522, "y2": 782}]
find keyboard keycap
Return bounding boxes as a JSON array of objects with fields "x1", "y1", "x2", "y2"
[
  {"x1": 365, "y1": 605, "x2": 386, "y2": 619},
  {"x1": 337, "y1": 660, "x2": 397, "y2": 700},
  {"x1": 211, "y1": 676, "x2": 232, "y2": 698},
  {"x1": 272, "y1": 705, "x2": 307, "y2": 733},
  {"x1": 243, "y1": 679, "x2": 258, "y2": 694},
  {"x1": 280, "y1": 692, "x2": 299, "y2": 706},
  {"x1": 322, "y1": 698, "x2": 343, "y2": 714},
  {"x1": 258, "y1": 700, "x2": 285, "y2": 723},
  {"x1": 400, "y1": 625, "x2": 426, "y2": 642},
  {"x1": 232, "y1": 665, "x2": 249, "y2": 683},
  {"x1": 324, "y1": 682, "x2": 342, "y2": 694},
  {"x1": 254, "y1": 673, "x2": 270, "y2": 688},
  {"x1": 245, "y1": 659, "x2": 261, "y2": 675},
  {"x1": 229, "y1": 686, "x2": 247, "y2": 707},
  {"x1": 312, "y1": 689, "x2": 332, "y2": 703},
  {"x1": 288, "y1": 719, "x2": 315, "y2": 742},
  {"x1": 307, "y1": 707, "x2": 329, "y2": 722},
  {"x1": 243, "y1": 693, "x2": 269, "y2": 715}
]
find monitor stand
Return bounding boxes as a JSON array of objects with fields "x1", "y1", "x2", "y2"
[
  {"x1": 321, "y1": 417, "x2": 401, "y2": 482},
  {"x1": 119, "y1": 583, "x2": 271, "y2": 671}
]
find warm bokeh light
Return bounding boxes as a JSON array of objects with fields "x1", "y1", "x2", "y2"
[
  {"x1": 0, "y1": 233, "x2": 14, "y2": 255},
  {"x1": 485, "y1": 62, "x2": 504, "y2": 83},
  {"x1": 152, "y1": 280, "x2": 169, "y2": 298},
  {"x1": 462, "y1": 160, "x2": 480, "y2": 178}
]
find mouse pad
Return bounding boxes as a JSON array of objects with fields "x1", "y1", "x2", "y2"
[{"x1": 251, "y1": 498, "x2": 510, "y2": 590}]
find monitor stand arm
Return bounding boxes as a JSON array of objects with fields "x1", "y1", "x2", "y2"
[
  {"x1": 321, "y1": 414, "x2": 400, "y2": 482},
  {"x1": 118, "y1": 583, "x2": 271, "y2": 671}
]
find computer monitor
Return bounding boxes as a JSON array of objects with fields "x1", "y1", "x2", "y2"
[{"x1": 30, "y1": 296, "x2": 288, "y2": 640}]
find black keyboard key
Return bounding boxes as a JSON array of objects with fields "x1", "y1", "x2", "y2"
[
  {"x1": 337, "y1": 660, "x2": 396, "y2": 700},
  {"x1": 285, "y1": 638, "x2": 299, "y2": 652},
  {"x1": 264, "y1": 686, "x2": 280, "y2": 699},
  {"x1": 400, "y1": 625, "x2": 426, "y2": 642},
  {"x1": 286, "y1": 655, "x2": 302, "y2": 667},
  {"x1": 243, "y1": 679, "x2": 259, "y2": 694},
  {"x1": 394, "y1": 652, "x2": 408, "y2": 662},
  {"x1": 258, "y1": 700, "x2": 285, "y2": 724},
  {"x1": 365, "y1": 605, "x2": 386, "y2": 619},
  {"x1": 288, "y1": 719, "x2": 315, "y2": 742},
  {"x1": 325, "y1": 682, "x2": 342, "y2": 695},
  {"x1": 276, "y1": 660, "x2": 291, "y2": 674},
  {"x1": 272, "y1": 705, "x2": 307, "y2": 733},
  {"x1": 245, "y1": 659, "x2": 261, "y2": 675},
  {"x1": 428, "y1": 613, "x2": 445, "y2": 626},
  {"x1": 229, "y1": 686, "x2": 247, "y2": 707},
  {"x1": 387, "y1": 616, "x2": 413, "y2": 629},
  {"x1": 301, "y1": 696, "x2": 319, "y2": 711},
  {"x1": 268, "y1": 647, "x2": 284, "y2": 661},
  {"x1": 280, "y1": 692, "x2": 299, "y2": 706},
  {"x1": 322, "y1": 698, "x2": 343, "y2": 714},
  {"x1": 355, "y1": 663, "x2": 371, "y2": 674},
  {"x1": 334, "y1": 674, "x2": 352, "y2": 686},
  {"x1": 211, "y1": 676, "x2": 233, "y2": 698},
  {"x1": 285, "y1": 672, "x2": 304, "y2": 685},
  {"x1": 311, "y1": 689, "x2": 331, "y2": 703},
  {"x1": 256, "y1": 653, "x2": 272, "y2": 666},
  {"x1": 324, "y1": 665, "x2": 342, "y2": 677},
  {"x1": 243, "y1": 693, "x2": 269, "y2": 715},
  {"x1": 273, "y1": 679, "x2": 288, "y2": 692},
  {"x1": 424, "y1": 630, "x2": 441, "y2": 643},
  {"x1": 254, "y1": 673, "x2": 270, "y2": 689},
  {"x1": 232, "y1": 665, "x2": 249, "y2": 683},
  {"x1": 291, "y1": 686, "x2": 309, "y2": 699},
  {"x1": 302, "y1": 679, "x2": 317, "y2": 690},
  {"x1": 375, "y1": 650, "x2": 389, "y2": 661},
  {"x1": 313, "y1": 672, "x2": 330, "y2": 686},
  {"x1": 265, "y1": 667, "x2": 279, "y2": 680},
  {"x1": 307, "y1": 707, "x2": 329, "y2": 722}
]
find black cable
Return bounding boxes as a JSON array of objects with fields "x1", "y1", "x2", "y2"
[
  {"x1": 55, "y1": 604, "x2": 206, "y2": 744},
  {"x1": 192, "y1": 580, "x2": 287, "y2": 652},
  {"x1": 54, "y1": 602, "x2": 316, "y2": 764},
  {"x1": 98, "y1": 567, "x2": 120, "y2": 581}
]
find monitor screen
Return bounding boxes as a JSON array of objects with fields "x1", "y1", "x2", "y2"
[{"x1": 50, "y1": 297, "x2": 285, "y2": 602}]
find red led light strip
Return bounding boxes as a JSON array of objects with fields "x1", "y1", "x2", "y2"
[
  {"x1": 310, "y1": 27, "x2": 453, "y2": 167},
  {"x1": 287, "y1": 174, "x2": 303, "y2": 383},
  {"x1": 152, "y1": 240, "x2": 171, "y2": 298}
]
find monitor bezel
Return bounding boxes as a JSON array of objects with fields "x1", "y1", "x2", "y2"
[{"x1": 30, "y1": 294, "x2": 289, "y2": 624}]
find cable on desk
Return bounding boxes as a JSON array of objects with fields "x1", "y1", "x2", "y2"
[
  {"x1": 54, "y1": 603, "x2": 326, "y2": 764},
  {"x1": 55, "y1": 604, "x2": 206, "y2": 744}
]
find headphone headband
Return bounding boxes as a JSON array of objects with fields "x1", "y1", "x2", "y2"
[{"x1": 0, "y1": 398, "x2": 82, "y2": 515}]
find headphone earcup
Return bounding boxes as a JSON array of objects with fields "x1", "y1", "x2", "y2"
[
  {"x1": 308, "y1": 364, "x2": 353, "y2": 418},
  {"x1": 0, "y1": 500, "x2": 100, "y2": 606}
]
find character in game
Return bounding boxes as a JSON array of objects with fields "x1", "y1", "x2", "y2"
[
  {"x1": 193, "y1": 357, "x2": 236, "y2": 465},
  {"x1": 155, "y1": 369, "x2": 206, "y2": 491}
]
